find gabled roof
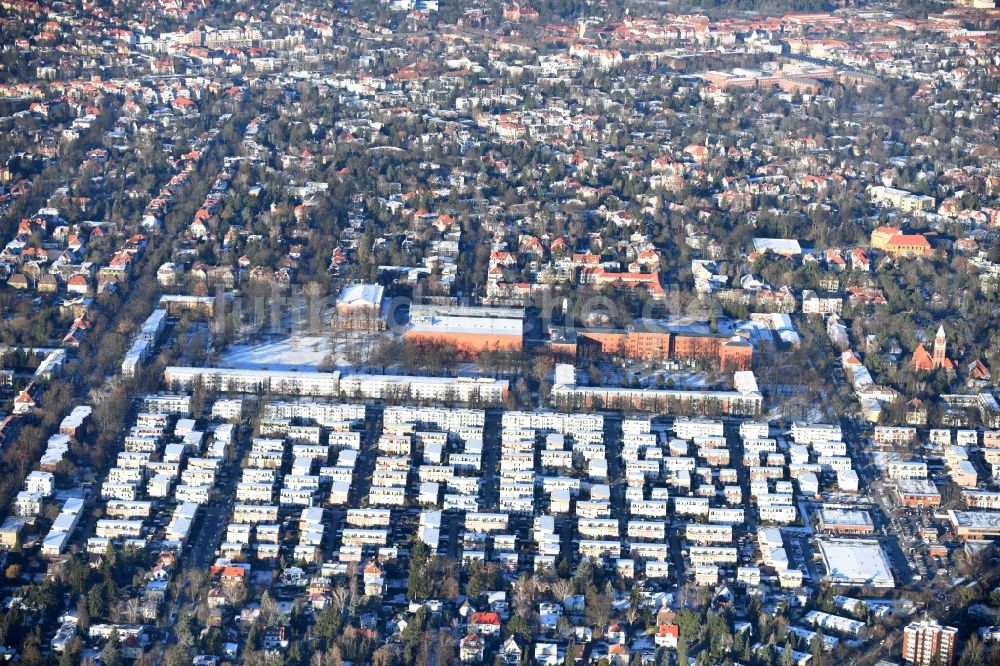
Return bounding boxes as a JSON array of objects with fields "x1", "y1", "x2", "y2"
[
  {"x1": 471, "y1": 611, "x2": 501, "y2": 625},
  {"x1": 911, "y1": 344, "x2": 934, "y2": 371}
]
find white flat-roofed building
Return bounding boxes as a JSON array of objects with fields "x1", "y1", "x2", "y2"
[
  {"x1": 686, "y1": 523, "x2": 733, "y2": 544},
  {"x1": 236, "y1": 483, "x2": 274, "y2": 503},
  {"x1": 279, "y1": 488, "x2": 316, "y2": 507},
  {"x1": 627, "y1": 460, "x2": 661, "y2": 478},
  {"x1": 466, "y1": 512, "x2": 509, "y2": 533},
  {"x1": 812, "y1": 441, "x2": 847, "y2": 457},
  {"x1": 674, "y1": 496, "x2": 711, "y2": 516},
  {"x1": 664, "y1": 456, "x2": 696, "y2": 471},
  {"x1": 106, "y1": 501, "x2": 153, "y2": 520},
  {"x1": 117, "y1": 451, "x2": 151, "y2": 468},
  {"x1": 13, "y1": 491, "x2": 42, "y2": 517},
  {"x1": 623, "y1": 418, "x2": 653, "y2": 434},
  {"x1": 101, "y1": 482, "x2": 138, "y2": 501},
  {"x1": 789, "y1": 445, "x2": 809, "y2": 465},
  {"x1": 689, "y1": 546, "x2": 738, "y2": 566},
  {"x1": 791, "y1": 422, "x2": 842, "y2": 445},
  {"x1": 25, "y1": 471, "x2": 55, "y2": 497},
  {"x1": 232, "y1": 504, "x2": 279, "y2": 524},
  {"x1": 577, "y1": 500, "x2": 611, "y2": 518},
  {"x1": 785, "y1": 461, "x2": 816, "y2": 482},
  {"x1": 947, "y1": 510, "x2": 1000, "y2": 539},
  {"x1": 176, "y1": 485, "x2": 211, "y2": 504},
  {"x1": 95, "y1": 519, "x2": 144, "y2": 539},
  {"x1": 700, "y1": 448, "x2": 730, "y2": 466},
  {"x1": 139, "y1": 394, "x2": 191, "y2": 415},
  {"x1": 627, "y1": 521, "x2": 666, "y2": 541},
  {"x1": 540, "y1": 476, "x2": 579, "y2": 496},
  {"x1": 798, "y1": 472, "x2": 820, "y2": 496},
  {"x1": 227, "y1": 524, "x2": 252, "y2": 544},
  {"x1": 211, "y1": 398, "x2": 244, "y2": 420},
  {"x1": 749, "y1": 465, "x2": 785, "y2": 480},
  {"x1": 674, "y1": 418, "x2": 724, "y2": 440},
  {"x1": 873, "y1": 426, "x2": 917, "y2": 446},
  {"x1": 579, "y1": 518, "x2": 619, "y2": 539},
  {"x1": 740, "y1": 421, "x2": 769, "y2": 440},
  {"x1": 165, "y1": 366, "x2": 340, "y2": 397},
  {"x1": 695, "y1": 564, "x2": 719, "y2": 586},
  {"x1": 419, "y1": 482, "x2": 439, "y2": 505},
  {"x1": 929, "y1": 429, "x2": 952, "y2": 446},
  {"x1": 963, "y1": 491, "x2": 1000, "y2": 510},
  {"x1": 645, "y1": 560, "x2": 670, "y2": 579},
  {"x1": 818, "y1": 508, "x2": 875, "y2": 535},
  {"x1": 552, "y1": 382, "x2": 763, "y2": 417},
  {"x1": 264, "y1": 401, "x2": 366, "y2": 425},
  {"x1": 370, "y1": 486, "x2": 406, "y2": 506},
  {"x1": 629, "y1": 499, "x2": 668, "y2": 518},
  {"x1": 817, "y1": 538, "x2": 895, "y2": 587},
  {"x1": 283, "y1": 475, "x2": 319, "y2": 492},
  {"x1": 328, "y1": 481, "x2": 351, "y2": 505},
  {"x1": 124, "y1": 436, "x2": 158, "y2": 453},
  {"x1": 838, "y1": 469, "x2": 859, "y2": 492},
  {"x1": 341, "y1": 374, "x2": 509, "y2": 404},
  {"x1": 540, "y1": 449, "x2": 573, "y2": 469},
  {"x1": 753, "y1": 237, "x2": 802, "y2": 256},
  {"x1": 579, "y1": 540, "x2": 621, "y2": 560},
  {"x1": 347, "y1": 508, "x2": 392, "y2": 528},
  {"x1": 148, "y1": 474, "x2": 175, "y2": 498},
  {"x1": 779, "y1": 569, "x2": 804, "y2": 588},
  {"x1": 419, "y1": 465, "x2": 453, "y2": 484},
  {"x1": 243, "y1": 468, "x2": 278, "y2": 484},
  {"x1": 868, "y1": 185, "x2": 934, "y2": 212},
  {"x1": 372, "y1": 469, "x2": 409, "y2": 488},
  {"x1": 950, "y1": 459, "x2": 978, "y2": 488},
  {"x1": 887, "y1": 461, "x2": 928, "y2": 480},
  {"x1": 449, "y1": 453, "x2": 481, "y2": 471},
  {"x1": 759, "y1": 505, "x2": 797, "y2": 524},
  {"x1": 502, "y1": 411, "x2": 604, "y2": 434},
  {"x1": 181, "y1": 468, "x2": 216, "y2": 486},
  {"x1": 708, "y1": 508, "x2": 745, "y2": 524},
  {"x1": 107, "y1": 466, "x2": 142, "y2": 483},
  {"x1": 804, "y1": 611, "x2": 866, "y2": 639},
  {"x1": 341, "y1": 528, "x2": 388, "y2": 547},
  {"x1": 737, "y1": 566, "x2": 761, "y2": 586}
]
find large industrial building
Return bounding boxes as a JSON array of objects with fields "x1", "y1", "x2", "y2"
[
  {"x1": 404, "y1": 304, "x2": 524, "y2": 355},
  {"x1": 817, "y1": 538, "x2": 895, "y2": 588},
  {"x1": 163, "y1": 367, "x2": 508, "y2": 405},
  {"x1": 550, "y1": 326, "x2": 753, "y2": 371}
]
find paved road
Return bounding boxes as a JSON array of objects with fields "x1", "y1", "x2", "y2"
[
  {"x1": 841, "y1": 417, "x2": 913, "y2": 586},
  {"x1": 187, "y1": 426, "x2": 247, "y2": 568},
  {"x1": 480, "y1": 408, "x2": 502, "y2": 510}
]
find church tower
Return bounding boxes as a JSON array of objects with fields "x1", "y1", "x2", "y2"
[{"x1": 932, "y1": 325, "x2": 946, "y2": 370}]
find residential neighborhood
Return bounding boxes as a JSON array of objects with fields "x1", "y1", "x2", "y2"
[{"x1": 0, "y1": 0, "x2": 998, "y2": 664}]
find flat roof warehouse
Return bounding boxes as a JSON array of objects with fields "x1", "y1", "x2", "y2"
[{"x1": 818, "y1": 538, "x2": 895, "y2": 588}]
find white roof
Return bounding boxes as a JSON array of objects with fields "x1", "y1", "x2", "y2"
[
  {"x1": 819, "y1": 508, "x2": 873, "y2": 527},
  {"x1": 408, "y1": 314, "x2": 523, "y2": 337},
  {"x1": 818, "y1": 538, "x2": 895, "y2": 587},
  {"x1": 753, "y1": 238, "x2": 802, "y2": 255},
  {"x1": 337, "y1": 283, "x2": 384, "y2": 307}
]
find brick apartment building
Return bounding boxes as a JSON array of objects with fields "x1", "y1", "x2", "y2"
[{"x1": 902, "y1": 619, "x2": 957, "y2": 666}]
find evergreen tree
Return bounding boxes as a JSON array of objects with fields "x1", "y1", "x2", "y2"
[{"x1": 100, "y1": 629, "x2": 123, "y2": 666}]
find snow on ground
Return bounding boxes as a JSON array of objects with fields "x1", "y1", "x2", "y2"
[
  {"x1": 222, "y1": 336, "x2": 334, "y2": 371},
  {"x1": 221, "y1": 336, "x2": 486, "y2": 378}
]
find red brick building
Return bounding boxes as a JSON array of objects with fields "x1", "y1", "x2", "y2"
[
  {"x1": 902, "y1": 620, "x2": 957, "y2": 666},
  {"x1": 568, "y1": 329, "x2": 753, "y2": 371}
]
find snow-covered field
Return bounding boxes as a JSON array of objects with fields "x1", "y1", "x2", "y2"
[{"x1": 222, "y1": 336, "x2": 334, "y2": 371}]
